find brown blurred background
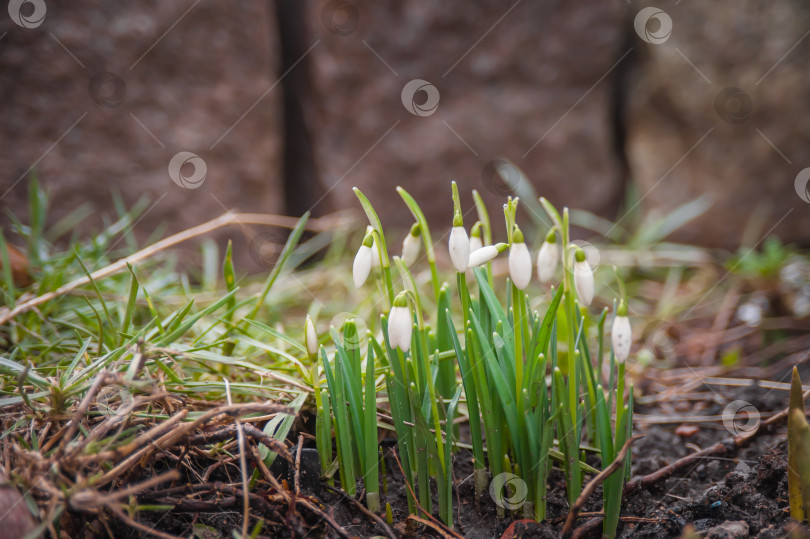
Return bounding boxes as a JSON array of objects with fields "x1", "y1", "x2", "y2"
[{"x1": 1, "y1": 0, "x2": 809, "y2": 271}]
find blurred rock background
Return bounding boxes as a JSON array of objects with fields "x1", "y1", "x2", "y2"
[{"x1": 1, "y1": 0, "x2": 809, "y2": 271}]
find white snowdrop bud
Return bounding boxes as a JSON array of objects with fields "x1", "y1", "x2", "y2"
[
  {"x1": 469, "y1": 222, "x2": 483, "y2": 253},
  {"x1": 536, "y1": 230, "x2": 559, "y2": 283},
  {"x1": 388, "y1": 293, "x2": 413, "y2": 352},
  {"x1": 508, "y1": 228, "x2": 532, "y2": 290},
  {"x1": 468, "y1": 243, "x2": 506, "y2": 268},
  {"x1": 448, "y1": 213, "x2": 470, "y2": 273},
  {"x1": 573, "y1": 247, "x2": 594, "y2": 307},
  {"x1": 401, "y1": 223, "x2": 421, "y2": 267},
  {"x1": 611, "y1": 302, "x2": 631, "y2": 363},
  {"x1": 367, "y1": 227, "x2": 381, "y2": 269},
  {"x1": 305, "y1": 316, "x2": 318, "y2": 359},
  {"x1": 353, "y1": 233, "x2": 374, "y2": 288}
]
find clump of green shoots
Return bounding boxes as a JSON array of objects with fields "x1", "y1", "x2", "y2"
[{"x1": 313, "y1": 182, "x2": 634, "y2": 535}]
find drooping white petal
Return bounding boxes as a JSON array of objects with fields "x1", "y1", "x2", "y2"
[
  {"x1": 401, "y1": 233, "x2": 421, "y2": 266},
  {"x1": 536, "y1": 241, "x2": 560, "y2": 283},
  {"x1": 467, "y1": 245, "x2": 500, "y2": 268},
  {"x1": 305, "y1": 317, "x2": 318, "y2": 358},
  {"x1": 509, "y1": 242, "x2": 532, "y2": 290},
  {"x1": 371, "y1": 238, "x2": 381, "y2": 269},
  {"x1": 611, "y1": 315, "x2": 632, "y2": 363},
  {"x1": 574, "y1": 260, "x2": 594, "y2": 306},
  {"x1": 468, "y1": 235, "x2": 483, "y2": 254},
  {"x1": 353, "y1": 245, "x2": 372, "y2": 288},
  {"x1": 388, "y1": 305, "x2": 413, "y2": 352},
  {"x1": 449, "y1": 226, "x2": 470, "y2": 272}
]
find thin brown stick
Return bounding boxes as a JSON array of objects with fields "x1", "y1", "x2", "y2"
[
  {"x1": 324, "y1": 484, "x2": 397, "y2": 539},
  {"x1": 56, "y1": 372, "x2": 115, "y2": 458},
  {"x1": 562, "y1": 435, "x2": 642, "y2": 537},
  {"x1": 184, "y1": 423, "x2": 289, "y2": 456},
  {"x1": 224, "y1": 380, "x2": 250, "y2": 539},
  {"x1": 294, "y1": 434, "x2": 303, "y2": 497},
  {"x1": 408, "y1": 515, "x2": 458, "y2": 539},
  {"x1": 94, "y1": 402, "x2": 292, "y2": 488},
  {"x1": 625, "y1": 388, "x2": 810, "y2": 497},
  {"x1": 296, "y1": 497, "x2": 352, "y2": 539},
  {"x1": 108, "y1": 504, "x2": 183, "y2": 539},
  {"x1": 70, "y1": 470, "x2": 180, "y2": 511},
  {"x1": 97, "y1": 470, "x2": 181, "y2": 504},
  {"x1": 69, "y1": 392, "x2": 171, "y2": 459},
  {"x1": 252, "y1": 452, "x2": 352, "y2": 539},
  {"x1": 251, "y1": 445, "x2": 290, "y2": 504},
  {"x1": 390, "y1": 449, "x2": 463, "y2": 539},
  {"x1": 0, "y1": 211, "x2": 346, "y2": 325},
  {"x1": 76, "y1": 408, "x2": 188, "y2": 464}
]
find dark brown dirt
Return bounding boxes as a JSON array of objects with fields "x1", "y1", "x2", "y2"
[{"x1": 308, "y1": 362, "x2": 810, "y2": 538}]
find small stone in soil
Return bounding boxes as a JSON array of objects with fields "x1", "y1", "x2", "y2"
[
  {"x1": 675, "y1": 424, "x2": 700, "y2": 437},
  {"x1": 704, "y1": 520, "x2": 749, "y2": 538}
]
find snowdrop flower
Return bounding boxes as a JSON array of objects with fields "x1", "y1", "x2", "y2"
[
  {"x1": 448, "y1": 213, "x2": 470, "y2": 272},
  {"x1": 611, "y1": 301, "x2": 631, "y2": 363},
  {"x1": 536, "y1": 230, "x2": 559, "y2": 283},
  {"x1": 305, "y1": 316, "x2": 318, "y2": 359},
  {"x1": 573, "y1": 247, "x2": 594, "y2": 307},
  {"x1": 401, "y1": 223, "x2": 421, "y2": 267},
  {"x1": 468, "y1": 243, "x2": 506, "y2": 268},
  {"x1": 509, "y1": 227, "x2": 532, "y2": 290},
  {"x1": 469, "y1": 222, "x2": 483, "y2": 253},
  {"x1": 353, "y1": 233, "x2": 374, "y2": 288},
  {"x1": 365, "y1": 227, "x2": 381, "y2": 269},
  {"x1": 371, "y1": 238, "x2": 381, "y2": 269},
  {"x1": 387, "y1": 293, "x2": 413, "y2": 352}
]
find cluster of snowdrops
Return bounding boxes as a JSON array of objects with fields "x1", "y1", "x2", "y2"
[{"x1": 305, "y1": 182, "x2": 633, "y2": 538}]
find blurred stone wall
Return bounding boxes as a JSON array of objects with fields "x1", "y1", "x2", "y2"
[
  {"x1": 306, "y1": 0, "x2": 626, "y2": 237},
  {"x1": 625, "y1": 1, "x2": 810, "y2": 247},
  {"x1": 1, "y1": 0, "x2": 809, "y2": 265},
  {"x1": 0, "y1": 0, "x2": 283, "y2": 268}
]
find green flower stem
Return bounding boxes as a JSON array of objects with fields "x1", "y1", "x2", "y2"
[
  {"x1": 472, "y1": 189, "x2": 495, "y2": 287},
  {"x1": 371, "y1": 229, "x2": 395, "y2": 309},
  {"x1": 597, "y1": 307, "x2": 608, "y2": 385},
  {"x1": 395, "y1": 259, "x2": 446, "y2": 473},
  {"x1": 457, "y1": 271, "x2": 471, "y2": 332},
  {"x1": 396, "y1": 187, "x2": 441, "y2": 300},
  {"x1": 354, "y1": 188, "x2": 395, "y2": 307},
  {"x1": 376, "y1": 324, "x2": 417, "y2": 513},
  {"x1": 541, "y1": 198, "x2": 582, "y2": 504},
  {"x1": 364, "y1": 343, "x2": 380, "y2": 513}
]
